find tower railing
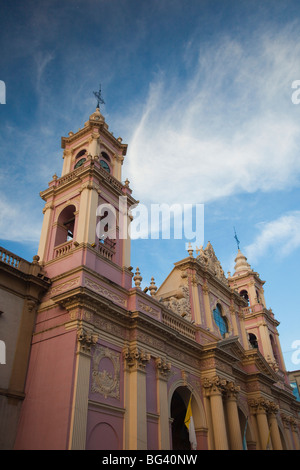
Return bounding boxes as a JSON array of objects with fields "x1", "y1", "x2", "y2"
[{"x1": 54, "y1": 240, "x2": 74, "y2": 258}]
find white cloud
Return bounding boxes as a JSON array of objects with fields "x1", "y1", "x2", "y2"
[
  {"x1": 126, "y1": 28, "x2": 300, "y2": 205},
  {"x1": 0, "y1": 193, "x2": 42, "y2": 243},
  {"x1": 245, "y1": 211, "x2": 300, "y2": 263}
]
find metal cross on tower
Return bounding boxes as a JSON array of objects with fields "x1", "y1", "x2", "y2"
[
  {"x1": 93, "y1": 84, "x2": 105, "y2": 109},
  {"x1": 233, "y1": 227, "x2": 240, "y2": 250}
]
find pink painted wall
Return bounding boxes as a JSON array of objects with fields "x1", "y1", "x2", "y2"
[
  {"x1": 14, "y1": 328, "x2": 77, "y2": 450},
  {"x1": 86, "y1": 408, "x2": 123, "y2": 450}
]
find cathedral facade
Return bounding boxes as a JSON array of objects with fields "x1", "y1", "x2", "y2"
[{"x1": 0, "y1": 106, "x2": 299, "y2": 450}]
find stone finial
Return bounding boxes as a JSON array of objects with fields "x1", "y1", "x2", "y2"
[
  {"x1": 124, "y1": 178, "x2": 130, "y2": 187},
  {"x1": 149, "y1": 277, "x2": 157, "y2": 296},
  {"x1": 187, "y1": 242, "x2": 193, "y2": 257},
  {"x1": 133, "y1": 267, "x2": 142, "y2": 289}
]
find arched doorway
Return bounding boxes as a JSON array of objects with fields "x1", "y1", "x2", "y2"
[{"x1": 171, "y1": 389, "x2": 190, "y2": 450}]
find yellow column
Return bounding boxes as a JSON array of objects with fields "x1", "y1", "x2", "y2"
[
  {"x1": 254, "y1": 399, "x2": 271, "y2": 450},
  {"x1": 37, "y1": 203, "x2": 53, "y2": 262},
  {"x1": 203, "y1": 395, "x2": 214, "y2": 449},
  {"x1": 155, "y1": 358, "x2": 171, "y2": 450},
  {"x1": 190, "y1": 275, "x2": 202, "y2": 325},
  {"x1": 281, "y1": 415, "x2": 294, "y2": 450},
  {"x1": 237, "y1": 309, "x2": 249, "y2": 349},
  {"x1": 68, "y1": 326, "x2": 98, "y2": 450},
  {"x1": 204, "y1": 377, "x2": 228, "y2": 450},
  {"x1": 268, "y1": 404, "x2": 282, "y2": 450},
  {"x1": 124, "y1": 346, "x2": 150, "y2": 450},
  {"x1": 225, "y1": 382, "x2": 243, "y2": 450},
  {"x1": 291, "y1": 419, "x2": 300, "y2": 450},
  {"x1": 258, "y1": 321, "x2": 273, "y2": 359},
  {"x1": 202, "y1": 283, "x2": 213, "y2": 330},
  {"x1": 76, "y1": 183, "x2": 99, "y2": 245}
]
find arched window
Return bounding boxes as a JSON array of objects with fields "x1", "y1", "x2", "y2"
[
  {"x1": 75, "y1": 149, "x2": 87, "y2": 159},
  {"x1": 54, "y1": 205, "x2": 76, "y2": 246},
  {"x1": 74, "y1": 149, "x2": 87, "y2": 169},
  {"x1": 240, "y1": 290, "x2": 250, "y2": 306},
  {"x1": 99, "y1": 152, "x2": 111, "y2": 173},
  {"x1": 101, "y1": 151, "x2": 110, "y2": 161},
  {"x1": 74, "y1": 157, "x2": 86, "y2": 169},
  {"x1": 100, "y1": 160, "x2": 110, "y2": 172},
  {"x1": 213, "y1": 304, "x2": 228, "y2": 338},
  {"x1": 249, "y1": 333, "x2": 258, "y2": 349}
]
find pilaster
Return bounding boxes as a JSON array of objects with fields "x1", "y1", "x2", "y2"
[
  {"x1": 202, "y1": 282, "x2": 213, "y2": 330},
  {"x1": 123, "y1": 346, "x2": 150, "y2": 450},
  {"x1": 68, "y1": 326, "x2": 98, "y2": 450},
  {"x1": 155, "y1": 357, "x2": 171, "y2": 449},
  {"x1": 76, "y1": 182, "x2": 100, "y2": 245}
]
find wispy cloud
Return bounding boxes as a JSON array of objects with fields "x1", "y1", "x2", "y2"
[
  {"x1": 126, "y1": 25, "x2": 300, "y2": 205},
  {"x1": 245, "y1": 210, "x2": 300, "y2": 263}
]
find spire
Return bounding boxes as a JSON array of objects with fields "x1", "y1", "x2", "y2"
[{"x1": 233, "y1": 249, "x2": 252, "y2": 274}]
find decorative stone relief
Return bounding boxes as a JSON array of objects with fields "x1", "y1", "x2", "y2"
[
  {"x1": 91, "y1": 345, "x2": 120, "y2": 399},
  {"x1": 162, "y1": 285, "x2": 192, "y2": 321},
  {"x1": 138, "y1": 300, "x2": 160, "y2": 318},
  {"x1": 51, "y1": 277, "x2": 80, "y2": 296},
  {"x1": 84, "y1": 278, "x2": 127, "y2": 306},
  {"x1": 196, "y1": 242, "x2": 227, "y2": 283}
]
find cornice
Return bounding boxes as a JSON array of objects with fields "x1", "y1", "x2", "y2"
[
  {"x1": 61, "y1": 119, "x2": 127, "y2": 156},
  {"x1": 40, "y1": 161, "x2": 137, "y2": 207},
  {"x1": 229, "y1": 270, "x2": 265, "y2": 286},
  {"x1": 243, "y1": 307, "x2": 280, "y2": 327}
]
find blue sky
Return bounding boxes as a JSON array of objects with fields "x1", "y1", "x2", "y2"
[{"x1": 1, "y1": 0, "x2": 300, "y2": 371}]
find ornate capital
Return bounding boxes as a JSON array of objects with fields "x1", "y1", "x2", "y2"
[
  {"x1": 202, "y1": 283, "x2": 209, "y2": 294},
  {"x1": 249, "y1": 397, "x2": 271, "y2": 414},
  {"x1": 26, "y1": 299, "x2": 38, "y2": 313},
  {"x1": 268, "y1": 401, "x2": 279, "y2": 416},
  {"x1": 77, "y1": 327, "x2": 98, "y2": 354},
  {"x1": 123, "y1": 346, "x2": 150, "y2": 371},
  {"x1": 203, "y1": 375, "x2": 227, "y2": 396},
  {"x1": 225, "y1": 381, "x2": 240, "y2": 399},
  {"x1": 155, "y1": 357, "x2": 171, "y2": 380}
]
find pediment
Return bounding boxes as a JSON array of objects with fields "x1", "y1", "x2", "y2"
[
  {"x1": 196, "y1": 242, "x2": 228, "y2": 283},
  {"x1": 216, "y1": 337, "x2": 281, "y2": 383},
  {"x1": 242, "y1": 348, "x2": 280, "y2": 382}
]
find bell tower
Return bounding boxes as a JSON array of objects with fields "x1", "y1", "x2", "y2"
[
  {"x1": 228, "y1": 249, "x2": 287, "y2": 376},
  {"x1": 37, "y1": 105, "x2": 136, "y2": 288}
]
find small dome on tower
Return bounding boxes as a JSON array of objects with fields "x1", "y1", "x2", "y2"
[{"x1": 233, "y1": 249, "x2": 252, "y2": 274}]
